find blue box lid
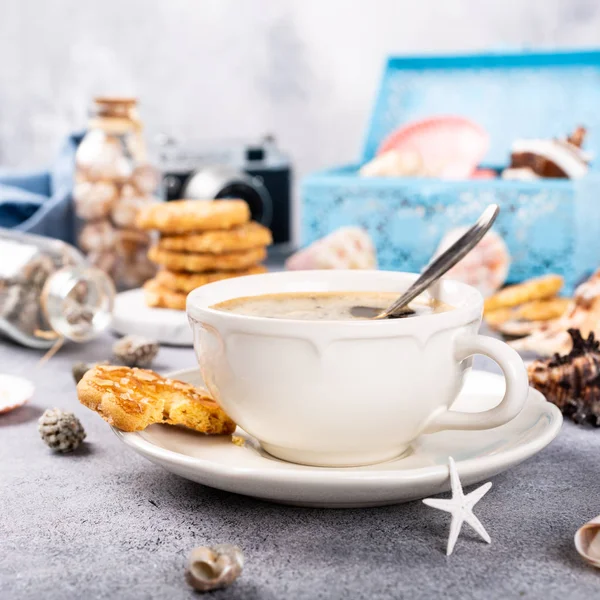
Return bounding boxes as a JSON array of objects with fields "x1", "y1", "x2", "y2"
[{"x1": 362, "y1": 49, "x2": 600, "y2": 168}]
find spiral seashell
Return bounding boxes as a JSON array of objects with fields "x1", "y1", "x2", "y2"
[{"x1": 185, "y1": 544, "x2": 244, "y2": 592}]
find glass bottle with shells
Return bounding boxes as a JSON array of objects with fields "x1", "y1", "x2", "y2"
[
  {"x1": 0, "y1": 228, "x2": 114, "y2": 349},
  {"x1": 74, "y1": 97, "x2": 159, "y2": 290}
]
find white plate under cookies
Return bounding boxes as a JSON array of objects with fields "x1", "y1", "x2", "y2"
[
  {"x1": 113, "y1": 369, "x2": 562, "y2": 508},
  {"x1": 111, "y1": 288, "x2": 193, "y2": 346}
]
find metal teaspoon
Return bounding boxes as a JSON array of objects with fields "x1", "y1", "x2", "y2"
[{"x1": 350, "y1": 203, "x2": 500, "y2": 320}]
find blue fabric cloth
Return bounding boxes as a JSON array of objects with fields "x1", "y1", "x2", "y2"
[{"x1": 0, "y1": 133, "x2": 83, "y2": 244}]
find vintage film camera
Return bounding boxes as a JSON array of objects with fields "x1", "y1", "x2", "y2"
[{"x1": 157, "y1": 135, "x2": 292, "y2": 246}]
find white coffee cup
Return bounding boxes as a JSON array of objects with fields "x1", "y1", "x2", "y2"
[{"x1": 187, "y1": 270, "x2": 529, "y2": 467}]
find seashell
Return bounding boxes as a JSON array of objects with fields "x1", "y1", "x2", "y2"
[
  {"x1": 494, "y1": 319, "x2": 547, "y2": 338},
  {"x1": 112, "y1": 251, "x2": 157, "y2": 289},
  {"x1": 527, "y1": 329, "x2": 600, "y2": 425},
  {"x1": 285, "y1": 227, "x2": 377, "y2": 271},
  {"x1": 185, "y1": 544, "x2": 244, "y2": 592},
  {"x1": 376, "y1": 116, "x2": 489, "y2": 180},
  {"x1": 113, "y1": 335, "x2": 159, "y2": 368},
  {"x1": 78, "y1": 220, "x2": 117, "y2": 253},
  {"x1": 87, "y1": 250, "x2": 117, "y2": 275},
  {"x1": 511, "y1": 269, "x2": 600, "y2": 357},
  {"x1": 359, "y1": 149, "x2": 424, "y2": 177},
  {"x1": 501, "y1": 167, "x2": 541, "y2": 181},
  {"x1": 72, "y1": 361, "x2": 110, "y2": 384},
  {"x1": 434, "y1": 228, "x2": 510, "y2": 297},
  {"x1": 0, "y1": 374, "x2": 35, "y2": 414},
  {"x1": 111, "y1": 185, "x2": 154, "y2": 229},
  {"x1": 76, "y1": 133, "x2": 133, "y2": 181},
  {"x1": 575, "y1": 515, "x2": 600, "y2": 568},
  {"x1": 132, "y1": 164, "x2": 160, "y2": 194},
  {"x1": 73, "y1": 180, "x2": 118, "y2": 220}
]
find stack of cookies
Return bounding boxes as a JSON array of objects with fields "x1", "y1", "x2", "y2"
[{"x1": 137, "y1": 199, "x2": 271, "y2": 310}]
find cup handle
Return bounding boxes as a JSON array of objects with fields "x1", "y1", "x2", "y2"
[{"x1": 423, "y1": 334, "x2": 529, "y2": 434}]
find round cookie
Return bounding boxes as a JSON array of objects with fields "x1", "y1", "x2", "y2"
[
  {"x1": 158, "y1": 222, "x2": 272, "y2": 254},
  {"x1": 147, "y1": 245, "x2": 267, "y2": 272},
  {"x1": 136, "y1": 199, "x2": 250, "y2": 233},
  {"x1": 155, "y1": 265, "x2": 268, "y2": 293},
  {"x1": 144, "y1": 279, "x2": 187, "y2": 310},
  {"x1": 76, "y1": 364, "x2": 236, "y2": 434}
]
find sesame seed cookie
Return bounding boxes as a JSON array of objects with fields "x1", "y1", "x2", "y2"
[
  {"x1": 136, "y1": 199, "x2": 250, "y2": 234},
  {"x1": 77, "y1": 364, "x2": 236, "y2": 434},
  {"x1": 158, "y1": 221, "x2": 272, "y2": 254}
]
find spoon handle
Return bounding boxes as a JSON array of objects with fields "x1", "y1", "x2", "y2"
[{"x1": 382, "y1": 204, "x2": 499, "y2": 318}]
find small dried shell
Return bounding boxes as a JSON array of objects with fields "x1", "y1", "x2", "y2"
[
  {"x1": 113, "y1": 335, "x2": 159, "y2": 368},
  {"x1": 72, "y1": 361, "x2": 109, "y2": 384},
  {"x1": 575, "y1": 515, "x2": 600, "y2": 568},
  {"x1": 185, "y1": 544, "x2": 244, "y2": 592}
]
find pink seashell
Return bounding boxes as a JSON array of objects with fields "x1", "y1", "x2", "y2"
[
  {"x1": 0, "y1": 374, "x2": 35, "y2": 414},
  {"x1": 286, "y1": 227, "x2": 377, "y2": 271},
  {"x1": 377, "y1": 116, "x2": 489, "y2": 180}
]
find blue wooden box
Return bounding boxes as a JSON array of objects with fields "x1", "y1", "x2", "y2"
[{"x1": 301, "y1": 50, "x2": 600, "y2": 293}]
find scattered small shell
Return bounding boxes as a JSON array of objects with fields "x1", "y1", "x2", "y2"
[
  {"x1": 112, "y1": 335, "x2": 159, "y2": 368},
  {"x1": 38, "y1": 408, "x2": 86, "y2": 452},
  {"x1": 575, "y1": 515, "x2": 600, "y2": 568},
  {"x1": 72, "y1": 361, "x2": 109, "y2": 384},
  {"x1": 0, "y1": 374, "x2": 35, "y2": 414},
  {"x1": 185, "y1": 544, "x2": 244, "y2": 592}
]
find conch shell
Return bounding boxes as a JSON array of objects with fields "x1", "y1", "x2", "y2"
[
  {"x1": 527, "y1": 329, "x2": 600, "y2": 424},
  {"x1": 575, "y1": 516, "x2": 600, "y2": 568}
]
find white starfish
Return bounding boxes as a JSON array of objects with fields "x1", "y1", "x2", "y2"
[{"x1": 422, "y1": 457, "x2": 492, "y2": 556}]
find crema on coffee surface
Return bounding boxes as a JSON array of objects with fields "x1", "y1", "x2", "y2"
[{"x1": 212, "y1": 291, "x2": 452, "y2": 321}]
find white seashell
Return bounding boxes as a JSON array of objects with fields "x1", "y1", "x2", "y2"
[
  {"x1": 131, "y1": 164, "x2": 160, "y2": 194},
  {"x1": 575, "y1": 515, "x2": 600, "y2": 568},
  {"x1": 73, "y1": 180, "x2": 118, "y2": 220},
  {"x1": 76, "y1": 132, "x2": 133, "y2": 181},
  {"x1": 495, "y1": 319, "x2": 547, "y2": 338},
  {"x1": 359, "y1": 149, "x2": 423, "y2": 177},
  {"x1": 78, "y1": 220, "x2": 117, "y2": 253},
  {"x1": 0, "y1": 374, "x2": 35, "y2": 414},
  {"x1": 111, "y1": 184, "x2": 154, "y2": 228},
  {"x1": 185, "y1": 544, "x2": 244, "y2": 592}
]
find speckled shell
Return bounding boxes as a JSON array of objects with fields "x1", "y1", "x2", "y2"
[{"x1": 434, "y1": 228, "x2": 510, "y2": 297}]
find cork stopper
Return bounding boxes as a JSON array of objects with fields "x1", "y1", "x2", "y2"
[{"x1": 94, "y1": 97, "x2": 138, "y2": 119}]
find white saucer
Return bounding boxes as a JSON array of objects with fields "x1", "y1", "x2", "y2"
[
  {"x1": 113, "y1": 369, "x2": 562, "y2": 508},
  {"x1": 111, "y1": 288, "x2": 192, "y2": 346}
]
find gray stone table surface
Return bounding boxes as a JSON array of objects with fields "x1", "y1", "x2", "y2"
[{"x1": 1, "y1": 330, "x2": 600, "y2": 600}]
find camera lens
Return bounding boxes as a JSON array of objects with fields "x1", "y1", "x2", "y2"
[
  {"x1": 216, "y1": 181, "x2": 272, "y2": 227},
  {"x1": 181, "y1": 166, "x2": 273, "y2": 228},
  {"x1": 164, "y1": 175, "x2": 182, "y2": 198}
]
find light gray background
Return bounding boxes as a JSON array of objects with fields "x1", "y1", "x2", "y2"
[{"x1": 1, "y1": 0, "x2": 600, "y2": 180}]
